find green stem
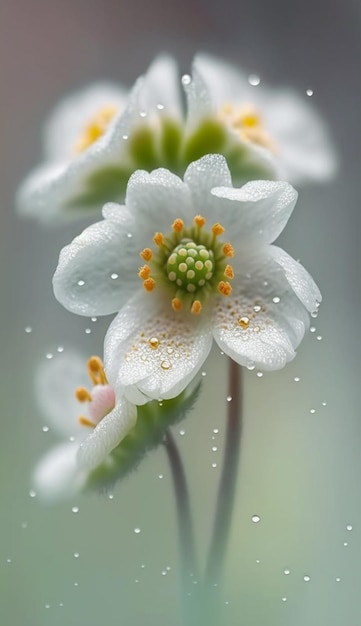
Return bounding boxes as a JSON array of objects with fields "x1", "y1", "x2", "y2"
[{"x1": 206, "y1": 358, "x2": 243, "y2": 586}]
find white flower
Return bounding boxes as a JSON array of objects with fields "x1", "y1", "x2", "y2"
[
  {"x1": 184, "y1": 54, "x2": 338, "y2": 184},
  {"x1": 33, "y1": 352, "x2": 137, "y2": 502},
  {"x1": 53, "y1": 154, "x2": 321, "y2": 405},
  {"x1": 16, "y1": 55, "x2": 182, "y2": 223}
]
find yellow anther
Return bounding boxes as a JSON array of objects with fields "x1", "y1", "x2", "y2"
[
  {"x1": 140, "y1": 248, "x2": 153, "y2": 261},
  {"x1": 73, "y1": 105, "x2": 118, "y2": 154},
  {"x1": 172, "y1": 298, "x2": 182, "y2": 312},
  {"x1": 222, "y1": 243, "x2": 234, "y2": 257},
  {"x1": 193, "y1": 215, "x2": 206, "y2": 228},
  {"x1": 191, "y1": 300, "x2": 202, "y2": 315},
  {"x1": 75, "y1": 387, "x2": 92, "y2": 403},
  {"x1": 212, "y1": 223, "x2": 225, "y2": 236},
  {"x1": 87, "y1": 356, "x2": 107, "y2": 385},
  {"x1": 78, "y1": 416, "x2": 96, "y2": 428},
  {"x1": 143, "y1": 277, "x2": 156, "y2": 292},
  {"x1": 153, "y1": 232, "x2": 164, "y2": 246},
  {"x1": 88, "y1": 356, "x2": 102, "y2": 372},
  {"x1": 172, "y1": 218, "x2": 184, "y2": 232},
  {"x1": 138, "y1": 265, "x2": 151, "y2": 280},
  {"x1": 218, "y1": 281, "x2": 232, "y2": 296},
  {"x1": 224, "y1": 264, "x2": 234, "y2": 279},
  {"x1": 238, "y1": 111, "x2": 260, "y2": 128},
  {"x1": 238, "y1": 316, "x2": 250, "y2": 329}
]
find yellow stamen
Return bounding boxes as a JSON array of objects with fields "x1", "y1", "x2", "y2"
[
  {"x1": 212, "y1": 223, "x2": 225, "y2": 236},
  {"x1": 87, "y1": 356, "x2": 107, "y2": 385},
  {"x1": 172, "y1": 218, "x2": 184, "y2": 233},
  {"x1": 78, "y1": 416, "x2": 96, "y2": 428},
  {"x1": 73, "y1": 105, "x2": 117, "y2": 154},
  {"x1": 224, "y1": 264, "x2": 234, "y2": 279},
  {"x1": 222, "y1": 243, "x2": 234, "y2": 257},
  {"x1": 75, "y1": 387, "x2": 92, "y2": 402},
  {"x1": 138, "y1": 265, "x2": 151, "y2": 280},
  {"x1": 140, "y1": 248, "x2": 153, "y2": 261},
  {"x1": 191, "y1": 300, "x2": 202, "y2": 315},
  {"x1": 218, "y1": 281, "x2": 232, "y2": 296},
  {"x1": 153, "y1": 232, "x2": 164, "y2": 246},
  {"x1": 172, "y1": 297, "x2": 182, "y2": 312},
  {"x1": 143, "y1": 277, "x2": 156, "y2": 292},
  {"x1": 193, "y1": 215, "x2": 206, "y2": 228}
]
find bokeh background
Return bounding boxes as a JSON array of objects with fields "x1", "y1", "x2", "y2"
[{"x1": 1, "y1": 0, "x2": 360, "y2": 624}]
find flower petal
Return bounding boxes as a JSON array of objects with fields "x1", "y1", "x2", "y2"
[
  {"x1": 183, "y1": 154, "x2": 232, "y2": 215},
  {"x1": 77, "y1": 396, "x2": 137, "y2": 470},
  {"x1": 33, "y1": 442, "x2": 87, "y2": 503},
  {"x1": 105, "y1": 290, "x2": 213, "y2": 402},
  {"x1": 212, "y1": 250, "x2": 310, "y2": 370},
  {"x1": 137, "y1": 54, "x2": 182, "y2": 120},
  {"x1": 53, "y1": 204, "x2": 140, "y2": 316},
  {"x1": 211, "y1": 180, "x2": 297, "y2": 243},
  {"x1": 35, "y1": 351, "x2": 88, "y2": 438}
]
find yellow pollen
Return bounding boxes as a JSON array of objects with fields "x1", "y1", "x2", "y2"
[
  {"x1": 194, "y1": 215, "x2": 206, "y2": 228},
  {"x1": 238, "y1": 316, "x2": 250, "y2": 329},
  {"x1": 87, "y1": 356, "x2": 107, "y2": 385},
  {"x1": 239, "y1": 111, "x2": 260, "y2": 128},
  {"x1": 172, "y1": 218, "x2": 184, "y2": 232},
  {"x1": 75, "y1": 387, "x2": 92, "y2": 403},
  {"x1": 153, "y1": 232, "x2": 164, "y2": 246},
  {"x1": 218, "y1": 281, "x2": 232, "y2": 296},
  {"x1": 78, "y1": 416, "x2": 96, "y2": 428},
  {"x1": 73, "y1": 105, "x2": 118, "y2": 154},
  {"x1": 148, "y1": 337, "x2": 160, "y2": 349},
  {"x1": 138, "y1": 265, "x2": 151, "y2": 280},
  {"x1": 212, "y1": 223, "x2": 225, "y2": 236},
  {"x1": 140, "y1": 248, "x2": 153, "y2": 261},
  {"x1": 222, "y1": 243, "x2": 234, "y2": 257},
  {"x1": 224, "y1": 264, "x2": 234, "y2": 279},
  {"x1": 143, "y1": 277, "x2": 156, "y2": 292},
  {"x1": 172, "y1": 297, "x2": 182, "y2": 312},
  {"x1": 191, "y1": 300, "x2": 202, "y2": 315}
]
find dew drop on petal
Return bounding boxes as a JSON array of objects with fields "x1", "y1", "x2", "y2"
[
  {"x1": 272, "y1": 296, "x2": 280, "y2": 304},
  {"x1": 246, "y1": 361, "x2": 255, "y2": 371},
  {"x1": 139, "y1": 111, "x2": 147, "y2": 118},
  {"x1": 257, "y1": 372, "x2": 263, "y2": 378},
  {"x1": 251, "y1": 515, "x2": 261, "y2": 523},
  {"x1": 156, "y1": 103, "x2": 164, "y2": 110},
  {"x1": 91, "y1": 317, "x2": 97, "y2": 322},
  {"x1": 111, "y1": 273, "x2": 119, "y2": 280},
  {"x1": 161, "y1": 360, "x2": 172, "y2": 370},
  {"x1": 181, "y1": 74, "x2": 191, "y2": 86},
  {"x1": 310, "y1": 326, "x2": 316, "y2": 333},
  {"x1": 77, "y1": 280, "x2": 85, "y2": 287},
  {"x1": 85, "y1": 328, "x2": 91, "y2": 335},
  {"x1": 248, "y1": 74, "x2": 261, "y2": 86}
]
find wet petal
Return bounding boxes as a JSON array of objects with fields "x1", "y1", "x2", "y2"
[
  {"x1": 183, "y1": 154, "x2": 232, "y2": 215},
  {"x1": 33, "y1": 442, "x2": 87, "y2": 503}
]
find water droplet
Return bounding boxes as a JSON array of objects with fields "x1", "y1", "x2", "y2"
[
  {"x1": 310, "y1": 326, "x2": 316, "y2": 333},
  {"x1": 252, "y1": 515, "x2": 261, "y2": 523},
  {"x1": 25, "y1": 326, "x2": 32, "y2": 333},
  {"x1": 248, "y1": 74, "x2": 261, "y2": 86},
  {"x1": 45, "y1": 603, "x2": 50, "y2": 609},
  {"x1": 179, "y1": 429, "x2": 185, "y2": 436},
  {"x1": 303, "y1": 575, "x2": 311, "y2": 582},
  {"x1": 309, "y1": 408, "x2": 316, "y2": 414},
  {"x1": 29, "y1": 489, "x2": 36, "y2": 498},
  {"x1": 346, "y1": 524, "x2": 353, "y2": 531},
  {"x1": 6, "y1": 558, "x2": 12, "y2": 564},
  {"x1": 311, "y1": 310, "x2": 318, "y2": 318},
  {"x1": 256, "y1": 559, "x2": 261, "y2": 564},
  {"x1": 156, "y1": 103, "x2": 164, "y2": 110},
  {"x1": 127, "y1": 233, "x2": 133, "y2": 238},
  {"x1": 74, "y1": 582, "x2": 79, "y2": 587},
  {"x1": 253, "y1": 305, "x2": 261, "y2": 313},
  {"x1": 213, "y1": 428, "x2": 219, "y2": 434},
  {"x1": 316, "y1": 335, "x2": 322, "y2": 341},
  {"x1": 336, "y1": 577, "x2": 341, "y2": 582},
  {"x1": 77, "y1": 280, "x2": 85, "y2": 286},
  {"x1": 91, "y1": 316, "x2": 97, "y2": 322},
  {"x1": 343, "y1": 542, "x2": 348, "y2": 547},
  {"x1": 141, "y1": 564, "x2": 145, "y2": 569},
  {"x1": 282, "y1": 597, "x2": 287, "y2": 602},
  {"x1": 246, "y1": 361, "x2": 255, "y2": 371},
  {"x1": 108, "y1": 493, "x2": 114, "y2": 500},
  {"x1": 284, "y1": 569, "x2": 291, "y2": 575},
  {"x1": 139, "y1": 111, "x2": 147, "y2": 118},
  {"x1": 212, "y1": 463, "x2": 217, "y2": 468},
  {"x1": 73, "y1": 552, "x2": 80, "y2": 558},
  {"x1": 57, "y1": 346, "x2": 64, "y2": 353},
  {"x1": 226, "y1": 395, "x2": 232, "y2": 402},
  {"x1": 166, "y1": 566, "x2": 171, "y2": 571},
  {"x1": 161, "y1": 360, "x2": 172, "y2": 370},
  {"x1": 134, "y1": 527, "x2": 141, "y2": 534},
  {"x1": 111, "y1": 273, "x2": 119, "y2": 280},
  {"x1": 256, "y1": 371, "x2": 263, "y2": 378},
  {"x1": 201, "y1": 371, "x2": 207, "y2": 377},
  {"x1": 122, "y1": 134, "x2": 128, "y2": 140},
  {"x1": 42, "y1": 425, "x2": 49, "y2": 432},
  {"x1": 46, "y1": 353, "x2": 53, "y2": 360},
  {"x1": 162, "y1": 570, "x2": 167, "y2": 576},
  {"x1": 306, "y1": 88, "x2": 314, "y2": 96},
  {"x1": 238, "y1": 316, "x2": 250, "y2": 329},
  {"x1": 85, "y1": 328, "x2": 91, "y2": 334},
  {"x1": 21, "y1": 521, "x2": 28, "y2": 529},
  {"x1": 212, "y1": 446, "x2": 218, "y2": 452},
  {"x1": 59, "y1": 602, "x2": 64, "y2": 607},
  {"x1": 71, "y1": 506, "x2": 79, "y2": 513},
  {"x1": 294, "y1": 376, "x2": 300, "y2": 382},
  {"x1": 158, "y1": 474, "x2": 163, "y2": 479},
  {"x1": 181, "y1": 74, "x2": 191, "y2": 85},
  {"x1": 69, "y1": 436, "x2": 75, "y2": 442},
  {"x1": 272, "y1": 296, "x2": 280, "y2": 304},
  {"x1": 322, "y1": 401, "x2": 327, "y2": 407}
]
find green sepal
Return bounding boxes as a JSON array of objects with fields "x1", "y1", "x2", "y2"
[
  {"x1": 182, "y1": 119, "x2": 227, "y2": 164},
  {"x1": 160, "y1": 118, "x2": 182, "y2": 171},
  {"x1": 128, "y1": 125, "x2": 159, "y2": 170},
  {"x1": 65, "y1": 166, "x2": 131, "y2": 212},
  {"x1": 84, "y1": 382, "x2": 202, "y2": 493},
  {"x1": 225, "y1": 144, "x2": 276, "y2": 184}
]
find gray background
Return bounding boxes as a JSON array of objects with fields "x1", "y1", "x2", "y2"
[{"x1": 0, "y1": 0, "x2": 360, "y2": 624}]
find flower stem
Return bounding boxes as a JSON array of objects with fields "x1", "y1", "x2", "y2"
[
  {"x1": 205, "y1": 358, "x2": 243, "y2": 586},
  {"x1": 163, "y1": 429, "x2": 199, "y2": 622}
]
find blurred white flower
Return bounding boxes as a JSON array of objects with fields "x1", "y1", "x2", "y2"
[
  {"x1": 53, "y1": 154, "x2": 321, "y2": 405},
  {"x1": 184, "y1": 54, "x2": 338, "y2": 185},
  {"x1": 16, "y1": 55, "x2": 182, "y2": 223},
  {"x1": 33, "y1": 352, "x2": 136, "y2": 502}
]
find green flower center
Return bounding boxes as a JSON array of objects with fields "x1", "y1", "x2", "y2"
[{"x1": 166, "y1": 240, "x2": 214, "y2": 293}]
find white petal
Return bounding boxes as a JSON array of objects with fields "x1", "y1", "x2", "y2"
[
  {"x1": 44, "y1": 82, "x2": 128, "y2": 161},
  {"x1": 104, "y1": 290, "x2": 213, "y2": 401},
  {"x1": 212, "y1": 250, "x2": 310, "y2": 370},
  {"x1": 35, "y1": 351, "x2": 88, "y2": 438},
  {"x1": 77, "y1": 396, "x2": 137, "y2": 470},
  {"x1": 211, "y1": 180, "x2": 297, "y2": 243},
  {"x1": 137, "y1": 55, "x2": 182, "y2": 120},
  {"x1": 183, "y1": 154, "x2": 232, "y2": 215},
  {"x1": 126, "y1": 167, "x2": 193, "y2": 231},
  {"x1": 183, "y1": 61, "x2": 213, "y2": 129},
  {"x1": 33, "y1": 442, "x2": 87, "y2": 503},
  {"x1": 53, "y1": 205, "x2": 139, "y2": 316},
  {"x1": 267, "y1": 246, "x2": 321, "y2": 312},
  {"x1": 192, "y1": 53, "x2": 252, "y2": 108}
]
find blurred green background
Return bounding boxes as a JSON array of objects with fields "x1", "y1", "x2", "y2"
[{"x1": 1, "y1": 0, "x2": 360, "y2": 624}]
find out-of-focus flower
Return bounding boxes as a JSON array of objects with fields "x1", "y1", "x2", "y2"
[
  {"x1": 16, "y1": 56, "x2": 183, "y2": 223},
  {"x1": 53, "y1": 154, "x2": 321, "y2": 405},
  {"x1": 183, "y1": 54, "x2": 338, "y2": 185},
  {"x1": 33, "y1": 352, "x2": 136, "y2": 501}
]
